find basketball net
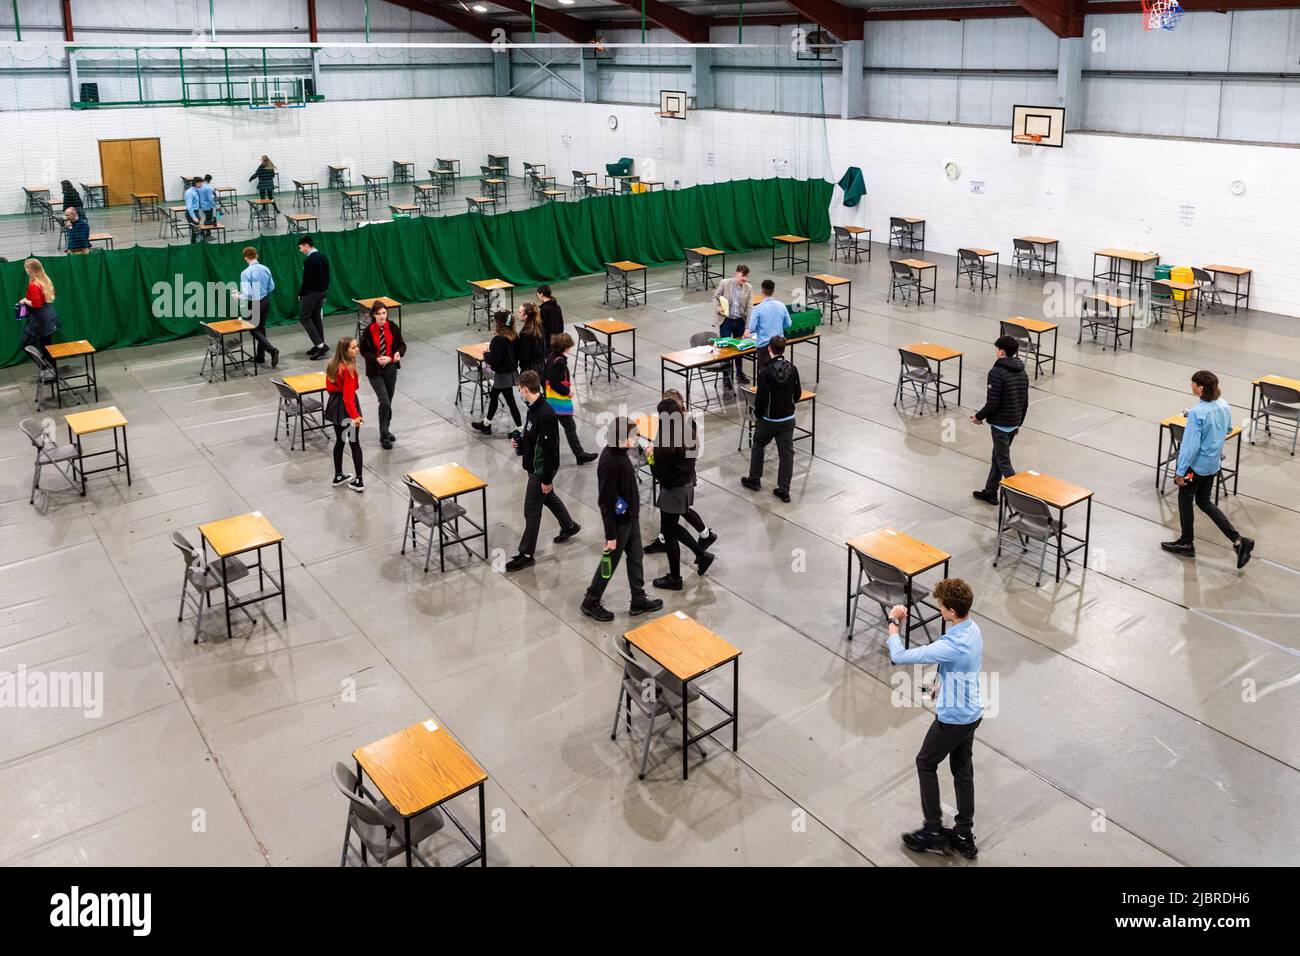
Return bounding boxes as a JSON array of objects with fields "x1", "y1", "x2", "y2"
[{"x1": 1141, "y1": 0, "x2": 1184, "y2": 31}]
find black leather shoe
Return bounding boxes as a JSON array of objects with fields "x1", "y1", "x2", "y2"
[
  {"x1": 1235, "y1": 536, "x2": 1254, "y2": 569},
  {"x1": 553, "y1": 524, "x2": 581, "y2": 544},
  {"x1": 644, "y1": 536, "x2": 667, "y2": 554},
  {"x1": 695, "y1": 552, "x2": 714, "y2": 576},
  {"x1": 505, "y1": 554, "x2": 535, "y2": 572},
  {"x1": 773, "y1": 488, "x2": 791, "y2": 503},
  {"x1": 653, "y1": 575, "x2": 683, "y2": 591},
  {"x1": 972, "y1": 490, "x2": 998, "y2": 505},
  {"x1": 901, "y1": 827, "x2": 951, "y2": 855},
  {"x1": 698, "y1": 530, "x2": 718, "y2": 550},
  {"x1": 1161, "y1": 540, "x2": 1196, "y2": 557},
  {"x1": 581, "y1": 601, "x2": 614, "y2": 623},
  {"x1": 740, "y1": 477, "x2": 761, "y2": 492},
  {"x1": 629, "y1": 595, "x2": 664, "y2": 616}
]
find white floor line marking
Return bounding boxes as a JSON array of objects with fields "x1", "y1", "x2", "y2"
[
  {"x1": 666, "y1": 304, "x2": 700, "y2": 313},
  {"x1": 148, "y1": 382, "x2": 208, "y2": 393},
  {"x1": 1187, "y1": 607, "x2": 1300, "y2": 658},
  {"x1": 1258, "y1": 557, "x2": 1300, "y2": 577},
  {"x1": 190, "y1": 392, "x2": 250, "y2": 403}
]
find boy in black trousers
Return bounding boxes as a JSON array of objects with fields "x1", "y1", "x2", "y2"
[
  {"x1": 506, "y1": 371, "x2": 581, "y2": 572},
  {"x1": 580, "y1": 417, "x2": 665, "y2": 623}
]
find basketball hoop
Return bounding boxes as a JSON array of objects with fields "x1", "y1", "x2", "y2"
[
  {"x1": 1013, "y1": 134, "x2": 1043, "y2": 144},
  {"x1": 1141, "y1": 0, "x2": 1184, "y2": 31}
]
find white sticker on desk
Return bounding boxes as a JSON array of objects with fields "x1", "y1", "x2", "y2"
[
  {"x1": 675, "y1": 611, "x2": 687, "y2": 620},
  {"x1": 1027, "y1": 471, "x2": 1039, "y2": 476},
  {"x1": 252, "y1": 510, "x2": 262, "y2": 517},
  {"x1": 423, "y1": 719, "x2": 438, "y2": 733}
]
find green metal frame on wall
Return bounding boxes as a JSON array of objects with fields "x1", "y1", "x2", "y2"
[{"x1": 67, "y1": 44, "x2": 324, "y2": 109}]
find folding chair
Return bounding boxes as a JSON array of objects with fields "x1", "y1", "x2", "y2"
[
  {"x1": 847, "y1": 551, "x2": 933, "y2": 642},
  {"x1": 1013, "y1": 238, "x2": 1044, "y2": 277},
  {"x1": 888, "y1": 260, "x2": 918, "y2": 305},
  {"x1": 1191, "y1": 267, "x2": 1224, "y2": 313},
  {"x1": 889, "y1": 217, "x2": 919, "y2": 252},
  {"x1": 575, "y1": 325, "x2": 618, "y2": 385},
  {"x1": 681, "y1": 248, "x2": 709, "y2": 290},
  {"x1": 333, "y1": 762, "x2": 445, "y2": 867},
  {"x1": 171, "y1": 531, "x2": 254, "y2": 643},
  {"x1": 571, "y1": 171, "x2": 589, "y2": 199},
  {"x1": 608, "y1": 635, "x2": 705, "y2": 780},
  {"x1": 832, "y1": 225, "x2": 864, "y2": 263},
  {"x1": 689, "y1": 331, "x2": 726, "y2": 409},
  {"x1": 956, "y1": 249, "x2": 994, "y2": 292},
  {"x1": 271, "y1": 378, "x2": 323, "y2": 450},
  {"x1": 894, "y1": 348, "x2": 943, "y2": 413},
  {"x1": 1252, "y1": 382, "x2": 1300, "y2": 456},
  {"x1": 454, "y1": 351, "x2": 488, "y2": 416},
  {"x1": 998, "y1": 321, "x2": 1043, "y2": 377},
  {"x1": 18, "y1": 418, "x2": 78, "y2": 505},
  {"x1": 400, "y1": 477, "x2": 470, "y2": 573},
  {"x1": 24, "y1": 345, "x2": 82, "y2": 411},
  {"x1": 994, "y1": 487, "x2": 1069, "y2": 588}
]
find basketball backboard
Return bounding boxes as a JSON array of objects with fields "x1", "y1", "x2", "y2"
[
  {"x1": 657, "y1": 90, "x2": 688, "y2": 120},
  {"x1": 1011, "y1": 105, "x2": 1065, "y2": 148}
]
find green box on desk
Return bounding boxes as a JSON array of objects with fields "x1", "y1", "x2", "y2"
[{"x1": 788, "y1": 307, "x2": 822, "y2": 338}]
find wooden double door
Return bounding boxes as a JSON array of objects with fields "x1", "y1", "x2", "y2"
[{"x1": 98, "y1": 137, "x2": 163, "y2": 207}]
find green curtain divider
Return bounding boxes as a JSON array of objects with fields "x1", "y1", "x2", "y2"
[{"x1": 1, "y1": 177, "x2": 832, "y2": 368}]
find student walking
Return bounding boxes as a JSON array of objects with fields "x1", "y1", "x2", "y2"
[
  {"x1": 324, "y1": 337, "x2": 365, "y2": 493},
  {"x1": 740, "y1": 335, "x2": 801, "y2": 503},
  {"x1": 197, "y1": 176, "x2": 218, "y2": 230},
  {"x1": 18, "y1": 258, "x2": 59, "y2": 363},
  {"x1": 59, "y1": 179, "x2": 83, "y2": 213},
  {"x1": 358, "y1": 302, "x2": 406, "y2": 449},
  {"x1": 506, "y1": 371, "x2": 581, "y2": 572},
  {"x1": 537, "y1": 285, "x2": 564, "y2": 340},
  {"x1": 648, "y1": 396, "x2": 716, "y2": 590},
  {"x1": 235, "y1": 246, "x2": 280, "y2": 367},
  {"x1": 472, "y1": 311, "x2": 522, "y2": 435},
  {"x1": 1161, "y1": 370, "x2": 1254, "y2": 568},
  {"x1": 515, "y1": 302, "x2": 547, "y2": 380},
  {"x1": 63, "y1": 207, "x2": 91, "y2": 254},
  {"x1": 183, "y1": 177, "x2": 204, "y2": 243},
  {"x1": 714, "y1": 264, "x2": 753, "y2": 388},
  {"x1": 887, "y1": 578, "x2": 983, "y2": 860},
  {"x1": 542, "y1": 332, "x2": 597, "y2": 464},
  {"x1": 296, "y1": 235, "x2": 330, "y2": 359},
  {"x1": 645, "y1": 388, "x2": 717, "y2": 557},
  {"x1": 580, "y1": 417, "x2": 664, "y2": 623},
  {"x1": 971, "y1": 335, "x2": 1029, "y2": 505},
  {"x1": 249, "y1": 155, "x2": 279, "y2": 211}
]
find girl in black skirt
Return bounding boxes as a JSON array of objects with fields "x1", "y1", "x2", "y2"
[
  {"x1": 648, "y1": 392, "x2": 716, "y2": 590},
  {"x1": 514, "y1": 302, "x2": 547, "y2": 381},
  {"x1": 473, "y1": 311, "x2": 522, "y2": 435}
]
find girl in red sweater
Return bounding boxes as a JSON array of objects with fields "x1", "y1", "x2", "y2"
[{"x1": 325, "y1": 337, "x2": 365, "y2": 492}]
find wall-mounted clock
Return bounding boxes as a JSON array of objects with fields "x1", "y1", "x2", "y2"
[
  {"x1": 608, "y1": 114, "x2": 619, "y2": 130},
  {"x1": 1230, "y1": 180, "x2": 1246, "y2": 196},
  {"x1": 944, "y1": 161, "x2": 960, "y2": 181}
]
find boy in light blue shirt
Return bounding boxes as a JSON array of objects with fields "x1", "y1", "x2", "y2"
[
  {"x1": 886, "y1": 577, "x2": 983, "y2": 859},
  {"x1": 183, "y1": 178, "x2": 203, "y2": 243},
  {"x1": 745, "y1": 278, "x2": 791, "y2": 373}
]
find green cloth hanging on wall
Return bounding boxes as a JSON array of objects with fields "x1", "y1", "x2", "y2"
[
  {"x1": 837, "y1": 166, "x2": 866, "y2": 207},
  {"x1": 0, "y1": 177, "x2": 832, "y2": 368}
]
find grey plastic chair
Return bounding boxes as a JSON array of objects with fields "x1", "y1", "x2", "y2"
[
  {"x1": 682, "y1": 248, "x2": 708, "y2": 290},
  {"x1": 994, "y1": 486, "x2": 1068, "y2": 587},
  {"x1": 1255, "y1": 382, "x2": 1300, "y2": 456},
  {"x1": 998, "y1": 321, "x2": 1042, "y2": 374},
  {"x1": 24, "y1": 345, "x2": 81, "y2": 411},
  {"x1": 888, "y1": 260, "x2": 916, "y2": 305},
  {"x1": 454, "y1": 351, "x2": 488, "y2": 416},
  {"x1": 19, "y1": 418, "x2": 78, "y2": 505},
  {"x1": 576, "y1": 324, "x2": 617, "y2": 385},
  {"x1": 832, "y1": 225, "x2": 862, "y2": 263},
  {"x1": 608, "y1": 635, "x2": 705, "y2": 780},
  {"x1": 957, "y1": 248, "x2": 993, "y2": 291},
  {"x1": 1191, "y1": 267, "x2": 1223, "y2": 312},
  {"x1": 1013, "y1": 238, "x2": 1043, "y2": 276},
  {"x1": 894, "y1": 348, "x2": 942, "y2": 412},
  {"x1": 271, "y1": 378, "x2": 323, "y2": 449},
  {"x1": 333, "y1": 762, "x2": 445, "y2": 867},
  {"x1": 848, "y1": 551, "x2": 932, "y2": 641},
  {"x1": 689, "y1": 330, "x2": 725, "y2": 409},
  {"x1": 889, "y1": 216, "x2": 918, "y2": 252},
  {"x1": 401, "y1": 477, "x2": 470, "y2": 572},
  {"x1": 171, "y1": 531, "x2": 253, "y2": 643}
]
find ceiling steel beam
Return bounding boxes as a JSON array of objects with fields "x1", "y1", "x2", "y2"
[
  {"x1": 484, "y1": 0, "x2": 595, "y2": 41},
  {"x1": 606, "y1": 0, "x2": 711, "y2": 42}
]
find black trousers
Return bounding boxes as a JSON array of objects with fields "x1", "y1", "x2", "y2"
[
  {"x1": 660, "y1": 509, "x2": 705, "y2": 577},
  {"x1": 247, "y1": 297, "x2": 276, "y2": 362},
  {"x1": 559, "y1": 415, "x2": 589, "y2": 458},
  {"x1": 719, "y1": 317, "x2": 746, "y2": 380},
  {"x1": 584, "y1": 518, "x2": 646, "y2": 604},
  {"x1": 518, "y1": 473, "x2": 576, "y2": 556},
  {"x1": 748, "y1": 418, "x2": 795, "y2": 492},
  {"x1": 259, "y1": 186, "x2": 279, "y2": 210},
  {"x1": 298, "y1": 291, "x2": 326, "y2": 348},
  {"x1": 486, "y1": 387, "x2": 521, "y2": 426},
  {"x1": 368, "y1": 364, "x2": 398, "y2": 439},
  {"x1": 186, "y1": 213, "x2": 202, "y2": 243},
  {"x1": 332, "y1": 422, "x2": 363, "y2": 478},
  {"x1": 982, "y1": 427, "x2": 1018, "y2": 496},
  {"x1": 1178, "y1": 471, "x2": 1238, "y2": 544},
  {"x1": 916, "y1": 717, "x2": 981, "y2": 834}
]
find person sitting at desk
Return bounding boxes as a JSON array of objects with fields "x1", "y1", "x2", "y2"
[{"x1": 745, "y1": 279, "x2": 791, "y2": 374}]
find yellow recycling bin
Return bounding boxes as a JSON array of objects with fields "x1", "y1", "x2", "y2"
[{"x1": 1170, "y1": 265, "x2": 1194, "y2": 301}]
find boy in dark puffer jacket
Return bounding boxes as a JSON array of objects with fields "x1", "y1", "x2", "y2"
[{"x1": 971, "y1": 336, "x2": 1030, "y2": 504}]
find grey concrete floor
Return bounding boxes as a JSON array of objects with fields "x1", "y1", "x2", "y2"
[{"x1": 1, "y1": 238, "x2": 1298, "y2": 867}]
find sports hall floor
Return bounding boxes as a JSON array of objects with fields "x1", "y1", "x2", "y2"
[{"x1": 1, "y1": 224, "x2": 1297, "y2": 866}]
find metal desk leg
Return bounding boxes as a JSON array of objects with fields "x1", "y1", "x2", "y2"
[
  {"x1": 405, "y1": 818, "x2": 413, "y2": 867},
  {"x1": 845, "y1": 546, "x2": 852, "y2": 628},
  {"x1": 732, "y1": 657, "x2": 739, "y2": 752},
  {"x1": 222, "y1": 554, "x2": 233, "y2": 639},
  {"x1": 1083, "y1": 498, "x2": 1092, "y2": 569},
  {"x1": 682, "y1": 679, "x2": 691, "y2": 780},
  {"x1": 1156, "y1": 426, "x2": 1164, "y2": 490},
  {"x1": 903, "y1": 577, "x2": 914, "y2": 649},
  {"x1": 481, "y1": 486, "x2": 489, "y2": 562},
  {"x1": 940, "y1": 559, "x2": 950, "y2": 635},
  {"x1": 478, "y1": 783, "x2": 487, "y2": 866},
  {"x1": 278, "y1": 540, "x2": 287, "y2": 620},
  {"x1": 121, "y1": 426, "x2": 131, "y2": 486}
]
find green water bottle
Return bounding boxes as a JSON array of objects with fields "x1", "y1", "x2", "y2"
[{"x1": 601, "y1": 549, "x2": 613, "y2": 579}]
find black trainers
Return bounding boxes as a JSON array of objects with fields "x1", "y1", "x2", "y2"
[
  {"x1": 553, "y1": 524, "x2": 581, "y2": 544},
  {"x1": 653, "y1": 574, "x2": 683, "y2": 591},
  {"x1": 1235, "y1": 536, "x2": 1254, "y2": 569},
  {"x1": 644, "y1": 535, "x2": 667, "y2": 554},
  {"x1": 332, "y1": 474, "x2": 351, "y2": 487},
  {"x1": 1161, "y1": 539, "x2": 1196, "y2": 557},
  {"x1": 698, "y1": 530, "x2": 718, "y2": 550},
  {"x1": 270, "y1": 349, "x2": 281, "y2": 369},
  {"x1": 470, "y1": 421, "x2": 491, "y2": 434},
  {"x1": 348, "y1": 478, "x2": 365, "y2": 493},
  {"x1": 380, "y1": 438, "x2": 393, "y2": 450},
  {"x1": 576, "y1": 452, "x2": 598, "y2": 465},
  {"x1": 901, "y1": 826, "x2": 951, "y2": 855},
  {"x1": 629, "y1": 595, "x2": 664, "y2": 616},
  {"x1": 773, "y1": 488, "x2": 791, "y2": 503},
  {"x1": 972, "y1": 490, "x2": 998, "y2": 505},
  {"x1": 695, "y1": 552, "x2": 715, "y2": 576},
  {"x1": 740, "y1": 477, "x2": 761, "y2": 492},
  {"x1": 944, "y1": 829, "x2": 979, "y2": 859},
  {"x1": 581, "y1": 601, "x2": 614, "y2": 622},
  {"x1": 504, "y1": 554, "x2": 535, "y2": 572}
]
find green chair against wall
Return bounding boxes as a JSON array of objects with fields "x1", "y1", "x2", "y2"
[{"x1": 605, "y1": 157, "x2": 633, "y2": 178}]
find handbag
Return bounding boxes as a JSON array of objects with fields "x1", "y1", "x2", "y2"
[{"x1": 14, "y1": 301, "x2": 27, "y2": 322}]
